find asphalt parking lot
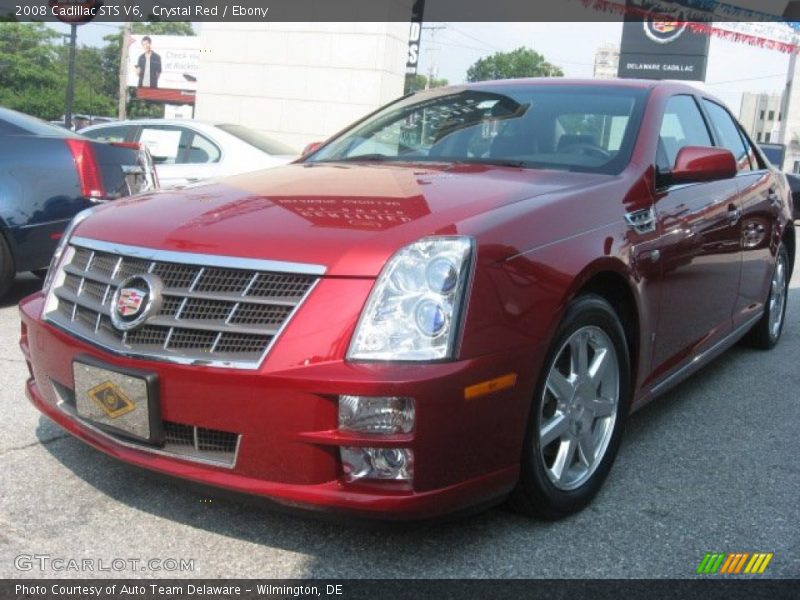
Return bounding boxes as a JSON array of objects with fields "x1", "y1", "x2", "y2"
[{"x1": 0, "y1": 237, "x2": 798, "y2": 580}]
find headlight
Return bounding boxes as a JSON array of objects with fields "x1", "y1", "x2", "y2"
[
  {"x1": 348, "y1": 236, "x2": 474, "y2": 361},
  {"x1": 42, "y1": 208, "x2": 95, "y2": 318},
  {"x1": 42, "y1": 207, "x2": 95, "y2": 292}
]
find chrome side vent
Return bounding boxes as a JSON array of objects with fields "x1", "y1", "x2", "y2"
[{"x1": 624, "y1": 206, "x2": 657, "y2": 234}]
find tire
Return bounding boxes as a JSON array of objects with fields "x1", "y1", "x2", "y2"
[
  {"x1": 0, "y1": 233, "x2": 14, "y2": 300},
  {"x1": 509, "y1": 294, "x2": 631, "y2": 519},
  {"x1": 742, "y1": 243, "x2": 789, "y2": 350}
]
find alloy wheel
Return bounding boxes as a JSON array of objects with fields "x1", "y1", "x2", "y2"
[
  {"x1": 768, "y1": 251, "x2": 787, "y2": 339},
  {"x1": 538, "y1": 325, "x2": 619, "y2": 491}
]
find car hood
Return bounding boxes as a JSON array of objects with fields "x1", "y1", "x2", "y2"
[{"x1": 76, "y1": 162, "x2": 609, "y2": 277}]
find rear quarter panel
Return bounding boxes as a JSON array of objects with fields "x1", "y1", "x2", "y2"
[{"x1": 0, "y1": 135, "x2": 89, "y2": 272}]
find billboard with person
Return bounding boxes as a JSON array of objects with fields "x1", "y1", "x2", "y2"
[{"x1": 126, "y1": 34, "x2": 200, "y2": 92}]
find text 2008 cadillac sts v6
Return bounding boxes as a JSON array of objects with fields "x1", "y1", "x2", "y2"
[{"x1": 19, "y1": 80, "x2": 794, "y2": 520}]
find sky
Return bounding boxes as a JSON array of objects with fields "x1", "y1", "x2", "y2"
[
  {"x1": 48, "y1": 20, "x2": 793, "y2": 116},
  {"x1": 418, "y1": 22, "x2": 792, "y2": 113}
]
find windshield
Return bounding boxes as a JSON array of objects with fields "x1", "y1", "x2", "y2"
[{"x1": 308, "y1": 84, "x2": 649, "y2": 174}]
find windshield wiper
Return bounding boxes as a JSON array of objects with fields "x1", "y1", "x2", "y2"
[
  {"x1": 324, "y1": 154, "x2": 392, "y2": 162},
  {"x1": 466, "y1": 158, "x2": 528, "y2": 168}
]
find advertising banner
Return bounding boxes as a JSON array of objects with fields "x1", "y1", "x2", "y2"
[
  {"x1": 126, "y1": 34, "x2": 200, "y2": 93},
  {"x1": 618, "y1": 0, "x2": 712, "y2": 81}
]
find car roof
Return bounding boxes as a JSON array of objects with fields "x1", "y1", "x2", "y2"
[
  {"x1": 462, "y1": 77, "x2": 659, "y2": 89},
  {"x1": 81, "y1": 118, "x2": 222, "y2": 129},
  {"x1": 421, "y1": 77, "x2": 726, "y2": 108},
  {"x1": 0, "y1": 106, "x2": 83, "y2": 138}
]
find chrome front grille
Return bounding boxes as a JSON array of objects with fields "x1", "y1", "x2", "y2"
[{"x1": 45, "y1": 238, "x2": 323, "y2": 369}]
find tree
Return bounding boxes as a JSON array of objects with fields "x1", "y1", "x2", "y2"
[
  {"x1": 406, "y1": 73, "x2": 449, "y2": 93},
  {"x1": 466, "y1": 47, "x2": 563, "y2": 82},
  {"x1": 0, "y1": 23, "x2": 65, "y2": 118},
  {"x1": 56, "y1": 44, "x2": 117, "y2": 118},
  {"x1": 0, "y1": 21, "x2": 196, "y2": 121}
]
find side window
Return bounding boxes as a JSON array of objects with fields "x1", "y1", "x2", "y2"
[
  {"x1": 658, "y1": 95, "x2": 712, "y2": 171},
  {"x1": 737, "y1": 124, "x2": 763, "y2": 171},
  {"x1": 138, "y1": 126, "x2": 188, "y2": 165},
  {"x1": 183, "y1": 132, "x2": 221, "y2": 164},
  {"x1": 701, "y1": 100, "x2": 753, "y2": 172},
  {"x1": 82, "y1": 125, "x2": 134, "y2": 143}
]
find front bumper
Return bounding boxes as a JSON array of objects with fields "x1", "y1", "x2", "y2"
[{"x1": 20, "y1": 292, "x2": 540, "y2": 520}]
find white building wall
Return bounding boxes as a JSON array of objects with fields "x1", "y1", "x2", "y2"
[
  {"x1": 195, "y1": 23, "x2": 410, "y2": 152},
  {"x1": 781, "y1": 61, "x2": 800, "y2": 171},
  {"x1": 593, "y1": 45, "x2": 620, "y2": 80},
  {"x1": 739, "y1": 92, "x2": 782, "y2": 144}
]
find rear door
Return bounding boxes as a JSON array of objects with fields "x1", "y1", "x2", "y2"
[
  {"x1": 651, "y1": 94, "x2": 743, "y2": 374},
  {"x1": 135, "y1": 125, "x2": 222, "y2": 188},
  {"x1": 700, "y1": 99, "x2": 780, "y2": 329}
]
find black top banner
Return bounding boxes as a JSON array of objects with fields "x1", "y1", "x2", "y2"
[{"x1": 1, "y1": 0, "x2": 800, "y2": 23}]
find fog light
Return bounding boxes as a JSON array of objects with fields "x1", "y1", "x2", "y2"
[
  {"x1": 340, "y1": 447, "x2": 414, "y2": 482},
  {"x1": 338, "y1": 395, "x2": 415, "y2": 434}
]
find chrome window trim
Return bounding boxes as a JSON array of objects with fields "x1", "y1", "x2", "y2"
[{"x1": 70, "y1": 236, "x2": 327, "y2": 276}]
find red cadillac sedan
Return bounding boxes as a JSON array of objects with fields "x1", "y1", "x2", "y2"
[{"x1": 19, "y1": 79, "x2": 794, "y2": 520}]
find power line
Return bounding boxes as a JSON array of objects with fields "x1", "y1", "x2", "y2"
[
  {"x1": 705, "y1": 73, "x2": 787, "y2": 85},
  {"x1": 435, "y1": 40, "x2": 494, "y2": 53},
  {"x1": 444, "y1": 23, "x2": 597, "y2": 73},
  {"x1": 446, "y1": 23, "x2": 504, "y2": 52}
]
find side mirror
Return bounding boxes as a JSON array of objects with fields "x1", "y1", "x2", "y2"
[
  {"x1": 668, "y1": 146, "x2": 737, "y2": 184},
  {"x1": 302, "y1": 141, "x2": 323, "y2": 157}
]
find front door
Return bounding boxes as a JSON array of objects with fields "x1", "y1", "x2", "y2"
[{"x1": 650, "y1": 95, "x2": 743, "y2": 376}]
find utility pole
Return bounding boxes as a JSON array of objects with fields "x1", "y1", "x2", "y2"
[
  {"x1": 64, "y1": 24, "x2": 77, "y2": 130},
  {"x1": 778, "y1": 40, "x2": 796, "y2": 151},
  {"x1": 423, "y1": 24, "x2": 446, "y2": 89},
  {"x1": 117, "y1": 22, "x2": 131, "y2": 120}
]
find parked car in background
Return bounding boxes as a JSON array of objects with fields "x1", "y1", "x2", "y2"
[
  {"x1": 758, "y1": 142, "x2": 786, "y2": 168},
  {"x1": 20, "y1": 80, "x2": 794, "y2": 520},
  {"x1": 0, "y1": 107, "x2": 157, "y2": 298},
  {"x1": 48, "y1": 115, "x2": 118, "y2": 132},
  {"x1": 80, "y1": 120, "x2": 298, "y2": 189},
  {"x1": 786, "y1": 173, "x2": 800, "y2": 220}
]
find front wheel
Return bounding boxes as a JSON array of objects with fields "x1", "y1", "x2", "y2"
[
  {"x1": 743, "y1": 244, "x2": 789, "y2": 350},
  {"x1": 509, "y1": 295, "x2": 631, "y2": 519}
]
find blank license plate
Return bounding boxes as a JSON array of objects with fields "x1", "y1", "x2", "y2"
[{"x1": 73, "y1": 360, "x2": 157, "y2": 443}]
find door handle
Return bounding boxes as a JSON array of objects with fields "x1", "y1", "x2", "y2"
[{"x1": 727, "y1": 204, "x2": 741, "y2": 224}]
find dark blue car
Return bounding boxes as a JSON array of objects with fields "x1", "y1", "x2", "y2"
[{"x1": 0, "y1": 108, "x2": 157, "y2": 297}]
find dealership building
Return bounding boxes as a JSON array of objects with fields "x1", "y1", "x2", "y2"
[
  {"x1": 193, "y1": 23, "x2": 410, "y2": 151},
  {"x1": 739, "y1": 92, "x2": 783, "y2": 144}
]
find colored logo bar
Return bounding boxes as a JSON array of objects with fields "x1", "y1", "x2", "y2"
[{"x1": 696, "y1": 552, "x2": 773, "y2": 574}]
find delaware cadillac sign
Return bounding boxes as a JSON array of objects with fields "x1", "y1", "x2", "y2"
[{"x1": 618, "y1": 0, "x2": 711, "y2": 81}]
